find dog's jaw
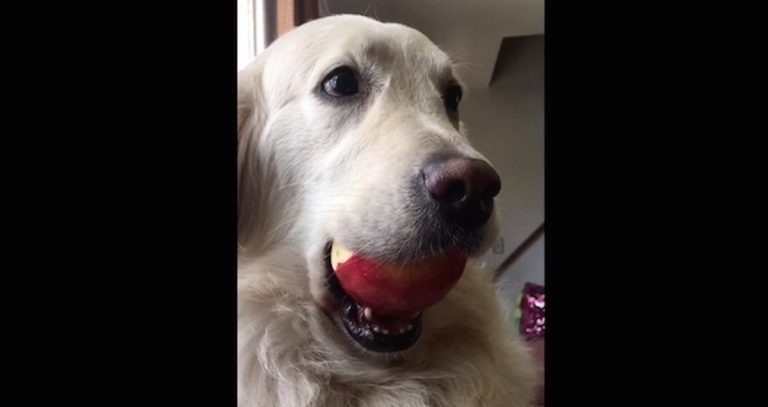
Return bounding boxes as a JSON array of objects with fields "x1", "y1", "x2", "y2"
[{"x1": 303, "y1": 196, "x2": 501, "y2": 354}]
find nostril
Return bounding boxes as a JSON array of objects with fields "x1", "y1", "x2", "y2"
[
  {"x1": 423, "y1": 166, "x2": 468, "y2": 205},
  {"x1": 434, "y1": 179, "x2": 467, "y2": 204},
  {"x1": 481, "y1": 172, "x2": 501, "y2": 200}
]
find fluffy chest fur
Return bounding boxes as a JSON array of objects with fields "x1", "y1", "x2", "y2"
[{"x1": 238, "y1": 250, "x2": 535, "y2": 407}]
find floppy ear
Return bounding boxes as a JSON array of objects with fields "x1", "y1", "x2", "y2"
[{"x1": 237, "y1": 60, "x2": 267, "y2": 250}]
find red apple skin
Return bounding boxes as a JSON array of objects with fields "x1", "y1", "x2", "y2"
[{"x1": 334, "y1": 249, "x2": 467, "y2": 317}]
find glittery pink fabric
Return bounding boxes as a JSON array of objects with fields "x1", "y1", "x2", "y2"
[
  {"x1": 520, "y1": 282, "x2": 545, "y2": 340},
  {"x1": 519, "y1": 282, "x2": 545, "y2": 405}
]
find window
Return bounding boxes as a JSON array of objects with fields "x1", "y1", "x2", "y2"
[{"x1": 237, "y1": 0, "x2": 266, "y2": 70}]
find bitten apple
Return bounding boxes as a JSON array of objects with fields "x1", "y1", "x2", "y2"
[{"x1": 331, "y1": 241, "x2": 466, "y2": 317}]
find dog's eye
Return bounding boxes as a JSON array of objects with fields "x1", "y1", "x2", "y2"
[
  {"x1": 322, "y1": 67, "x2": 359, "y2": 97},
  {"x1": 443, "y1": 85, "x2": 463, "y2": 112}
]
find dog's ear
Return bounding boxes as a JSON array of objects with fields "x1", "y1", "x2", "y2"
[{"x1": 237, "y1": 60, "x2": 267, "y2": 250}]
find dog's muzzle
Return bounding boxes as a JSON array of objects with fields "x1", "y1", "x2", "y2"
[{"x1": 323, "y1": 154, "x2": 501, "y2": 353}]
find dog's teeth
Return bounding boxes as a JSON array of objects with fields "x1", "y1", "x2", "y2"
[
  {"x1": 363, "y1": 307, "x2": 372, "y2": 321},
  {"x1": 406, "y1": 323, "x2": 414, "y2": 331},
  {"x1": 330, "y1": 240, "x2": 355, "y2": 271},
  {"x1": 397, "y1": 327, "x2": 406, "y2": 334},
  {"x1": 372, "y1": 326, "x2": 380, "y2": 333},
  {"x1": 380, "y1": 328, "x2": 389, "y2": 335}
]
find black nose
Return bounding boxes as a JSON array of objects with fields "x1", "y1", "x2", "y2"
[{"x1": 422, "y1": 157, "x2": 501, "y2": 229}]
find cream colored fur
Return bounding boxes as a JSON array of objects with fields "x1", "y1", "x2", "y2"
[{"x1": 238, "y1": 15, "x2": 536, "y2": 407}]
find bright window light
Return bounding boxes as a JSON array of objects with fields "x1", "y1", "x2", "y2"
[{"x1": 238, "y1": 0, "x2": 266, "y2": 71}]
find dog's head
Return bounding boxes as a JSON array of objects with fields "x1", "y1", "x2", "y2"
[{"x1": 238, "y1": 15, "x2": 501, "y2": 353}]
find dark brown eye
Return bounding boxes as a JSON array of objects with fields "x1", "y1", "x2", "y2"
[
  {"x1": 322, "y1": 67, "x2": 359, "y2": 97},
  {"x1": 443, "y1": 85, "x2": 462, "y2": 112}
]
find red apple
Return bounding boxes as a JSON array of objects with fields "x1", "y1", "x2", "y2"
[{"x1": 333, "y1": 247, "x2": 466, "y2": 317}]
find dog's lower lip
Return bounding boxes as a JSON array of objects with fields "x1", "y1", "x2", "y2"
[{"x1": 324, "y1": 242, "x2": 422, "y2": 352}]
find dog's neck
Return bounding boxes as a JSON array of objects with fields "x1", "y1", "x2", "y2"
[{"x1": 237, "y1": 260, "x2": 536, "y2": 406}]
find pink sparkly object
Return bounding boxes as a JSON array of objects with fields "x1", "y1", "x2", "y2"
[{"x1": 519, "y1": 282, "x2": 545, "y2": 340}]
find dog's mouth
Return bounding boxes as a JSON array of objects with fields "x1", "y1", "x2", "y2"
[{"x1": 324, "y1": 240, "x2": 467, "y2": 353}]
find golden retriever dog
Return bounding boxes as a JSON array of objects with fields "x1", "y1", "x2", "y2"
[{"x1": 238, "y1": 15, "x2": 536, "y2": 407}]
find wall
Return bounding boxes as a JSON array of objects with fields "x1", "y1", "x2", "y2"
[
  {"x1": 495, "y1": 233, "x2": 544, "y2": 317},
  {"x1": 461, "y1": 35, "x2": 544, "y2": 313},
  {"x1": 319, "y1": 0, "x2": 544, "y2": 88}
]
